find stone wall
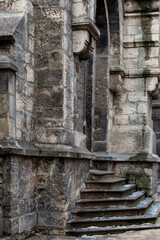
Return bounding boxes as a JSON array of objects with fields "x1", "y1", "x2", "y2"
[
  {"x1": 0, "y1": 0, "x2": 35, "y2": 142},
  {"x1": 33, "y1": 0, "x2": 76, "y2": 146},
  {"x1": 0, "y1": 157, "x2": 2, "y2": 236},
  {"x1": 1, "y1": 155, "x2": 90, "y2": 237},
  {"x1": 108, "y1": 0, "x2": 160, "y2": 154},
  {"x1": 36, "y1": 158, "x2": 90, "y2": 235},
  {"x1": 2, "y1": 156, "x2": 37, "y2": 238}
]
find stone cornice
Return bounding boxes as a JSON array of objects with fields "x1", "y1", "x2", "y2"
[
  {"x1": 0, "y1": 140, "x2": 94, "y2": 159},
  {"x1": 72, "y1": 17, "x2": 100, "y2": 40}
]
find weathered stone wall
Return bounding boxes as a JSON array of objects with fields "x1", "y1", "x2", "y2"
[
  {"x1": 108, "y1": 0, "x2": 160, "y2": 154},
  {"x1": 0, "y1": 0, "x2": 35, "y2": 142},
  {"x1": 1, "y1": 155, "x2": 90, "y2": 237},
  {"x1": 2, "y1": 156, "x2": 37, "y2": 238},
  {"x1": 0, "y1": 157, "x2": 3, "y2": 236},
  {"x1": 33, "y1": 0, "x2": 76, "y2": 146},
  {"x1": 36, "y1": 158, "x2": 90, "y2": 235}
]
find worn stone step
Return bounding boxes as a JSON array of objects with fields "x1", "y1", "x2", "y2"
[
  {"x1": 81, "y1": 184, "x2": 136, "y2": 199},
  {"x1": 72, "y1": 198, "x2": 153, "y2": 218},
  {"x1": 85, "y1": 177, "x2": 127, "y2": 189},
  {"x1": 76, "y1": 191, "x2": 145, "y2": 208},
  {"x1": 89, "y1": 169, "x2": 114, "y2": 180},
  {"x1": 66, "y1": 222, "x2": 160, "y2": 237},
  {"x1": 67, "y1": 203, "x2": 160, "y2": 235}
]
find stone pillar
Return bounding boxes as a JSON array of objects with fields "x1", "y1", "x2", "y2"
[{"x1": 0, "y1": 56, "x2": 17, "y2": 142}]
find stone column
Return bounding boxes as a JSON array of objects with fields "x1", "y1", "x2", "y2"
[{"x1": 0, "y1": 56, "x2": 17, "y2": 142}]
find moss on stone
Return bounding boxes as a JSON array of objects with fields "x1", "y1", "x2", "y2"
[
  {"x1": 128, "y1": 152, "x2": 148, "y2": 162},
  {"x1": 125, "y1": 169, "x2": 151, "y2": 195}
]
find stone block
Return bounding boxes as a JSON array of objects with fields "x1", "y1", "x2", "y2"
[
  {"x1": 128, "y1": 92, "x2": 147, "y2": 102},
  {"x1": 19, "y1": 212, "x2": 37, "y2": 233},
  {"x1": 3, "y1": 217, "x2": 19, "y2": 235},
  {"x1": 137, "y1": 103, "x2": 148, "y2": 114}
]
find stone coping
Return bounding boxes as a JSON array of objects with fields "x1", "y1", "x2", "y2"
[
  {"x1": 0, "y1": 55, "x2": 18, "y2": 72},
  {"x1": 0, "y1": 140, "x2": 94, "y2": 159},
  {"x1": 72, "y1": 17, "x2": 100, "y2": 40},
  {"x1": 95, "y1": 152, "x2": 160, "y2": 163},
  {"x1": 0, "y1": 12, "x2": 24, "y2": 42}
]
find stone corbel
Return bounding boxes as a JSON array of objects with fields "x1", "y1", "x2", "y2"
[
  {"x1": 109, "y1": 67, "x2": 125, "y2": 92},
  {"x1": 148, "y1": 76, "x2": 160, "y2": 99},
  {"x1": 72, "y1": 17, "x2": 100, "y2": 61}
]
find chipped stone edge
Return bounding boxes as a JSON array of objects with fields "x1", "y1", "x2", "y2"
[
  {"x1": 0, "y1": 141, "x2": 94, "y2": 159},
  {"x1": 95, "y1": 152, "x2": 160, "y2": 163}
]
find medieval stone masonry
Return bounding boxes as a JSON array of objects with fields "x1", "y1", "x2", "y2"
[{"x1": 0, "y1": 0, "x2": 160, "y2": 239}]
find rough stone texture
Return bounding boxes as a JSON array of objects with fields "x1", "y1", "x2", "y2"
[
  {"x1": 2, "y1": 156, "x2": 37, "y2": 237},
  {"x1": 0, "y1": 157, "x2": 3, "y2": 236},
  {"x1": 36, "y1": 158, "x2": 90, "y2": 234},
  {"x1": 1, "y1": 156, "x2": 90, "y2": 237}
]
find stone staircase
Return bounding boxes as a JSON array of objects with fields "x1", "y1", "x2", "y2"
[{"x1": 66, "y1": 160, "x2": 160, "y2": 237}]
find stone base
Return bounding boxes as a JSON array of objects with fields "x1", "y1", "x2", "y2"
[{"x1": 0, "y1": 152, "x2": 91, "y2": 238}]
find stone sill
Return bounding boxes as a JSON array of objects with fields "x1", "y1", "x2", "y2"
[
  {"x1": 95, "y1": 152, "x2": 160, "y2": 163},
  {"x1": 125, "y1": 12, "x2": 159, "y2": 17},
  {"x1": 0, "y1": 141, "x2": 94, "y2": 159}
]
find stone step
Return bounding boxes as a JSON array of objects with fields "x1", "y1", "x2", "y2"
[
  {"x1": 72, "y1": 198, "x2": 153, "y2": 218},
  {"x1": 89, "y1": 169, "x2": 114, "y2": 180},
  {"x1": 81, "y1": 184, "x2": 136, "y2": 199},
  {"x1": 85, "y1": 177, "x2": 127, "y2": 189},
  {"x1": 76, "y1": 191, "x2": 145, "y2": 208},
  {"x1": 66, "y1": 222, "x2": 160, "y2": 237},
  {"x1": 67, "y1": 203, "x2": 160, "y2": 236}
]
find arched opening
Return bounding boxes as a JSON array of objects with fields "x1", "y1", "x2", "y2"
[{"x1": 93, "y1": 0, "x2": 109, "y2": 152}]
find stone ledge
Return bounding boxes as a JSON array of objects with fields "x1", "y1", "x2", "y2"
[
  {"x1": 95, "y1": 152, "x2": 160, "y2": 163},
  {"x1": 124, "y1": 69, "x2": 160, "y2": 78},
  {"x1": 125, "y1": 12, "x2": 159, "y2": 17},
  {"x1": 72, "y1": 17, "x2": 100, "y2": 40},
  {"x1": 0, "y1": 55, "x2": 18, "y2": 72},
  {"x1": 0, "y1": 141, "x2": 94, "y2": 159}
]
